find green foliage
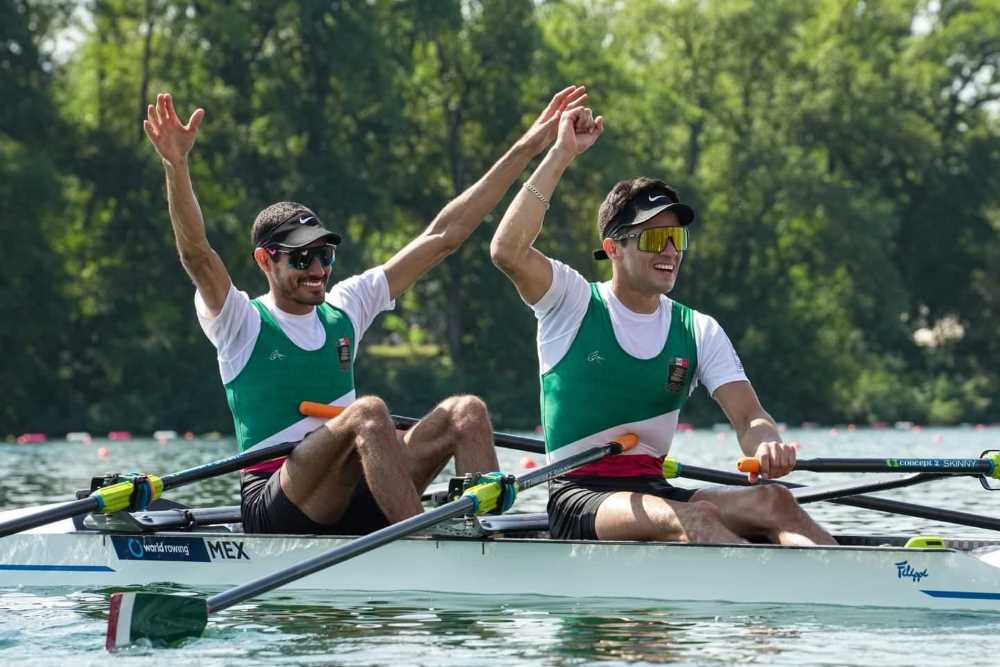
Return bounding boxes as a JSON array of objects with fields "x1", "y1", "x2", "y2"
[{"x1": 2, "y1": 0, "x2": 998, "y2": 435}]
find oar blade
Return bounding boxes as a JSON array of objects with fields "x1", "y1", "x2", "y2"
[{"x1": 106, "y1": 592, "x2": 208, "y2": 650}]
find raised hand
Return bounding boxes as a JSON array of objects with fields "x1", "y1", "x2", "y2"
[
  {"x1": 553, "y1": 106, "x2": 604, "y2": 157},
  {"x1": 519, "y1": 85, "x2": 589, "y2": 155},
  {"x1": 143, "y1": 93, "x2": 205, "y2": 167}
]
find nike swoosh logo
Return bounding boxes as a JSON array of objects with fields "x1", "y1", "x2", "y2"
[
  {"x1": 298, "y1": 216, "x2": 315, "y2": 225},
  {"x1": 648, "y1": 194, "x2": 669, "y2": 203}
]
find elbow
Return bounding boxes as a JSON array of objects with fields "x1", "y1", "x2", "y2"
[{"x1": 489, "y1": 239, "x2": 518, "y2": 273}]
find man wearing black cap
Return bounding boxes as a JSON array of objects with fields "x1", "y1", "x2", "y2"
[
  {"x1": 144, "y1": 86, "x2": 588, "y2": 535},
  {"x1": 491, "y1": 106, "x2": 834, "y2": 545}
]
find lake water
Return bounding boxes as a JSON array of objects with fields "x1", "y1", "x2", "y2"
[{"x1": 2, "y1": 426, "x2": 1000, "y2": 665}]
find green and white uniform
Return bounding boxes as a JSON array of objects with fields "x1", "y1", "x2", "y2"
[
  {"x1": 531, "y1": 260, "x2": 747, "y2": 477},
  {"x1": 196, "y1": 267, "x2": 395, "y2": 472}
]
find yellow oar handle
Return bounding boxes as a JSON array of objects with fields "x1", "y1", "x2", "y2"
[
  {"x1": 737, "y1": 457, "x2": 761, "y2": 474},
  {"x1": 299, "y1": 402, "x2": 347, "y2": 420}
]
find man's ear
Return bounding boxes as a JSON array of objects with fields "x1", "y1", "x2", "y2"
[
  {"x1": 601, "y1": 237, "x2": 617, "y2": 259},
  {"x1": 252, "y1": 247, "x2": 271, "y2": 273}
]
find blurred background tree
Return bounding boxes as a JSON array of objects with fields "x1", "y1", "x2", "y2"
[{"x1": 1, "y1": 0, "x2": 997, "y2": 435}]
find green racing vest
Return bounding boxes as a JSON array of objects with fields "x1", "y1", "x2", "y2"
[
  {"x1": 224, "y1": 299, "x2": 356, "y2": 453},
  {"x1": 540, "y1": 283, "x2": 698, "y2": 461}
]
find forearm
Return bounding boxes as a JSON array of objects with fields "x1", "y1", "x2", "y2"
[
  {"x1": 491, "y1": 146, "x2": 573, "y2": 266},
  {"x1": 163, "y1": 159, "x2": 212, "y2": 262},
  {"x1": 161, "y1": 159, "x2": 231, "y2": 311},
  {"x1": 426, "y1": 139, "x2": 539, "y2": 249},
  {"x1": 736, "y1": 414, "x2": 782, "y2": 456}
]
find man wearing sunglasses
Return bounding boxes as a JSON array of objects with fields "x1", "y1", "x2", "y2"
[
  {"x1": 144, "y1": 86, "x2": 589, "y2": 535},
  {"x1": 491, "y1": 106, "x2": 834, "y2": 545}
]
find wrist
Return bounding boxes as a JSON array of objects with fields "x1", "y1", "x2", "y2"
[
  {"x1": 162, "y1": 156, "x2": 190, "y2": 172},
  {"x1": 546, "y1": 145, "x2": 576, "y2": 166}
]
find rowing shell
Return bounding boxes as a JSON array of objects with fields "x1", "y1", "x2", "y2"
[{"x1": 3, "y1": 506, "x2": 1000, "y2": 611}]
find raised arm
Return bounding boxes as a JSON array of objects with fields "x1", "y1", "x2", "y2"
[
  {"x1": 143, "y1": 93, "x2": 231, "y2": 316},
  {"x1": 713, "y1": 381, "x2": 797, "y2": 482},
  {"x1": 382, "y1": 85, "x2": 588, "y2": 300},
  {"x1": 490, "y1": 106, "x2": 603, "y2": 305}
]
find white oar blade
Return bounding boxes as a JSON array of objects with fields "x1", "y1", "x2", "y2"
[{"x1": 106, "y1": 592, "x2": 208, "y2": 650}]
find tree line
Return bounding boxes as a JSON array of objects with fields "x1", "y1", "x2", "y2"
[{"x1": 2, "y1": 0, "x2": 998, "y2": 435}]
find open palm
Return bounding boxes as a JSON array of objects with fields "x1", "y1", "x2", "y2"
[{"x1": 143, "y1": 93, "x2": 204, "y2": 166}]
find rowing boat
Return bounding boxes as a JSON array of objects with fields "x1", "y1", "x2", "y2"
[{"x1": 4, "y1": 503, "x2": 1000, "y2": 612}]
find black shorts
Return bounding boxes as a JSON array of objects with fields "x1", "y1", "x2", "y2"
[
  {"x1": 547, "y1": 475, "x2": 697, "y2": 540},
  {"x1": 240, "y1": 469, "x2": 391, "y2": 535}
]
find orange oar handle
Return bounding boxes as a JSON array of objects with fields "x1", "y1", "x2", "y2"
[
  {"x1": 737, "y1": 457, "x2": 761, "y2": 473},
  {"x1": 299, "y1": 402, "x2": 346, "y2": 420},
  {"x1": 613, "y1": 434, "x2": 639, "y2": 450}
]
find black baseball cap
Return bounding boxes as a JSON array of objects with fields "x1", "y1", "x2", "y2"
[
  {"x1": 255, "y1": 210, "x2": 342, "y2": 248},
  {"x1": 594, "y1": 187, "x2": 695, "y2": 260}
]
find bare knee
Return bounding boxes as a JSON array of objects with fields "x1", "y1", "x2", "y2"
[
  {"x1": 341, "y1": 396, "x2": 391, "y2": 428},
  {"x1": 439, "y1": 395, "x2": 490, "y2": 432}
]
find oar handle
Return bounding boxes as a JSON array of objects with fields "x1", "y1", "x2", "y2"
[{"x1": 737, "y1": 457, "x2": 760, "y2": 474}]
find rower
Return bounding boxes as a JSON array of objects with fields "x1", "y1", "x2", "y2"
[
  {"x1": 489, "y1": 104, "x2": 836, "y2": 545},
  {"x1": 142, "y1": 86, "x2": 590, "y2": 535}
]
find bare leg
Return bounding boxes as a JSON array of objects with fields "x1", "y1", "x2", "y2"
[
  {"x1": 279, "y1": 395, "x2": 423, "y2": 525},
  {"x1": 594, "y1": 493, "x2": 748, "y2": 543},
  {"x1": 690, "y1": 485, "x2": 836, "y2": 545},
  {"x1": 401, "y1": 395, "x2": 499, "y2": 492}
]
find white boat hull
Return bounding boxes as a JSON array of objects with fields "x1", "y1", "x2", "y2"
[{"x1": 4, "y1": 520, "x2": 1000, "y2": 611}]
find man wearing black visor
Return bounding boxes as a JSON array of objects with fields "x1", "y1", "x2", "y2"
[
  {"x1": 144, "y1": 86, "x2": 589, "y2": 535},
  {"x1": 491, "y1": 105, "x2": 833, "y2": 545}
]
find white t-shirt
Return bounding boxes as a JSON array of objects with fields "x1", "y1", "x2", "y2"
[
  {"x1": 531, "y1": 259, "x2": 747, "y2": 395},
  {"x1": 196, "y1": 266, "x2": 395, "y2": 384}
]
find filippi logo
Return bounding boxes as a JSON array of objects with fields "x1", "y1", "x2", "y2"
[{"x1": 895, "y1": 560, "x2": 929, "y2": 583}]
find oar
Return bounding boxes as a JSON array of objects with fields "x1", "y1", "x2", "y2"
[
  {"x1": 105, "y1": 433, "x2": 638, "y2": 649},
  {"x1": 737, "y1": 454, "x2": 1000, "y2": 477},
  {"x1": 298, "y1": 401, "x2": 546, "y2": 455},
  {"x1": 0, "y1": 404, "x2": 344, "y2": 539},
  {"x1": 1, "y1": 404, "x2": 544, "y2": 539},
  {"x1": 663, "y1": 458, "x2": 1000, "y2": 532}
]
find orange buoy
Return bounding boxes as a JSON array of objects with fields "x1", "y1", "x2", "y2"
[
  {"x1": 97, "y1": 447, "x2": 110, "y2": 457},
  {"x1": 520, "y1": 456, "x2": 537, "y2": 469}
]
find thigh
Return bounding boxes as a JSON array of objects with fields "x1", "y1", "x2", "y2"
[
  {"x1": 280, "y1": 426, "x2": 363, "y2": 511},
  {"x1": 593, "y1": 491, "x2": 692, "y2": 542},
  {"x1": 689, "y1": 485, "x2": 773, "y2": 536}
]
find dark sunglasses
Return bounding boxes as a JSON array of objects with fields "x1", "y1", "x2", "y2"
[{"x1": 265, "y1": 244, "x2": 336, "y2": 270}]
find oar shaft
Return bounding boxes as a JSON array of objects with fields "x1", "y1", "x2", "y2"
[
  {"x1": 0, "y1": 497, "x2": 99, "y2": 538},
  {"x1": 206, "y1": 496, "x2": 477, "y2": 613},
  {"x1": 737, "y1": 456, "x2": 997, "y2": 475},
  {"x1": 206, "y1": 437, "x2": 628, "y2": 613},
  {"x1": 161, "y1": 440, "x2": 299, "y2": 490},
  {"x1": 299, "y1": 402, "x2": 545, "y2": 455},
  {"x1": 677, "y1": 463, "x2": 1000, "y2": 532}
]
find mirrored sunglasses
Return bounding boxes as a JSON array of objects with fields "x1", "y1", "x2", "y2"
[{"x1": 615, "y1": 226, "x2": 689, "y2": 253}]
